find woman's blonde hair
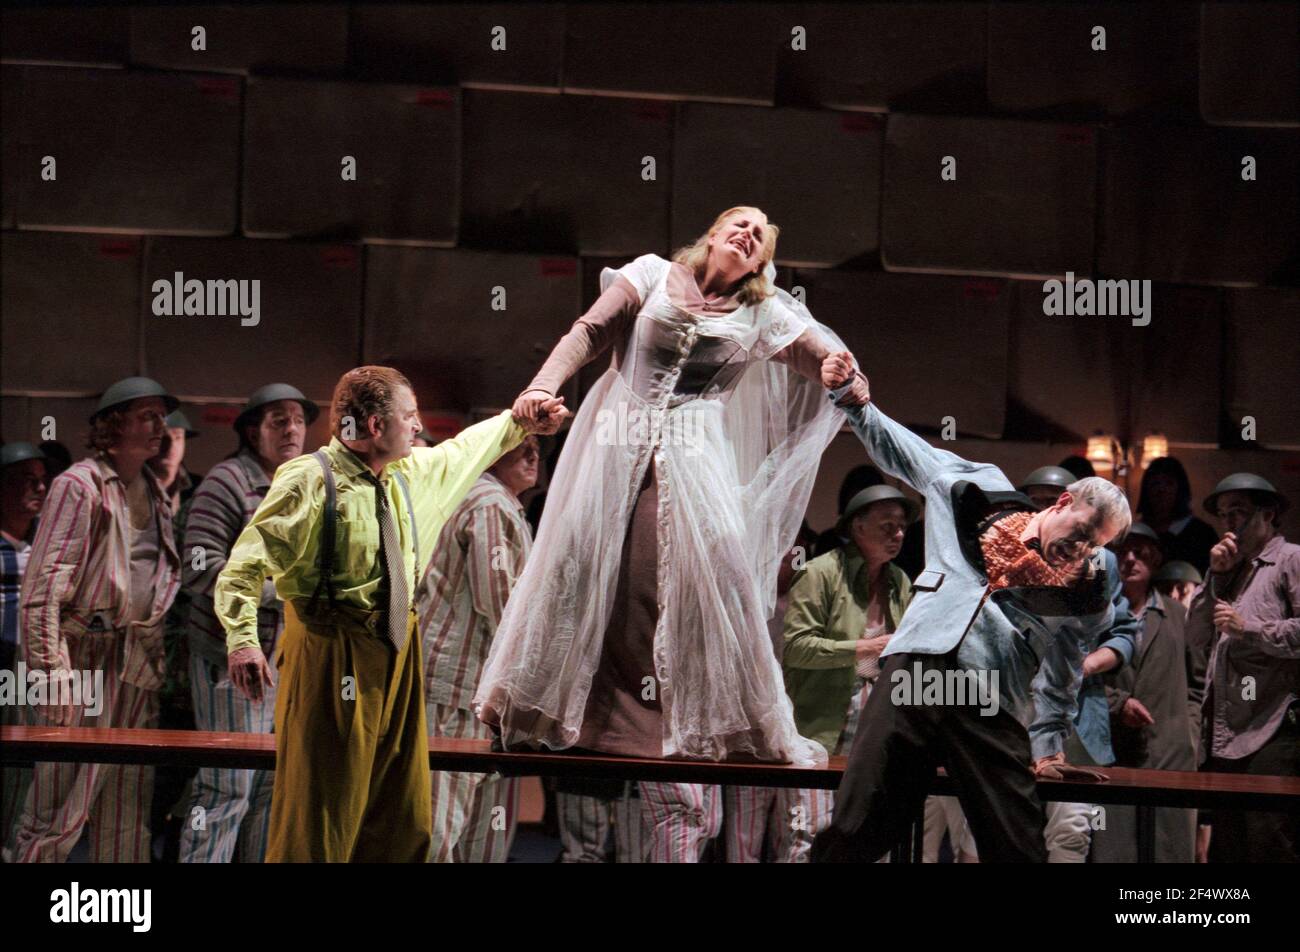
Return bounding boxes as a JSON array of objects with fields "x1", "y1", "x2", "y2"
[{"x1": 671, "y1": 206, "x2": 779, "y2": 307}]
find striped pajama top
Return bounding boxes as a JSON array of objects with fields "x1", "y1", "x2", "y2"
[
  {"x1": 417, "y1": 472, "x2": 532, "y2": 711},
  {"x1": 181, "y1": 450, "x2": 281, "y2": 664},
  {"x1": 19, "y1": 454, "x2": 180, "y2": 682}
]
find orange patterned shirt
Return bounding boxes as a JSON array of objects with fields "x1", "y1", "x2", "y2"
[{"x1": 979, "y1": 511, "x2": 1076, "y2": 590}]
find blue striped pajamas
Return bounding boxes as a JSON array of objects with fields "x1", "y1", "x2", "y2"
[{"x1": 178, "y1": 652, "x2": 275, "y2": 863}]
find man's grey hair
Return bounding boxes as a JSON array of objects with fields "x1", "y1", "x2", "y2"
[{"x1": 1067, "y1": 476, "x2": 1132, "y2": 538}]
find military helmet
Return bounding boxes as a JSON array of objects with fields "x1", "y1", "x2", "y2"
[
  {"x1": 1203, "y1": 472, "x2": 1288, "y2": 517},
  {"x1": 234, "y1": 383, "x2": 320, "y2": 431},
  {"x1": 165, "y1": 409, "x2": 200, "y2": 438},
  {"x1": 838, "y1": 485, "x2": 919, "y2": 535},
  {"x1": 1017, "y1": 465, "x2": 1075, "y2": 493},
  {"x1": 1154, "y1": 560, "x2": 1203, "y2": 586},
  {"x1": 91, "y1": 376, "x2": 179, "y2": 421},
  {"x1": 1111, "y1": 521, "x2": 1161, "y2": 554},
  {"x1": 1122, "y1": 522, "x2": 1161, "y2": 544},
  {"x1": 0, "y1": 441, "x2": 47, "y2": 469}
]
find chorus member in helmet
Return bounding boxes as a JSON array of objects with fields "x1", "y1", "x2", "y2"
[
  {"x1": 179, "y1": 384, "x2": 316, "y2": 863},
  {"x1": 1187, "y1": 473, "x2": 1298, "y2": 863},
  {"x1": 1092, "y1": 523, "x2": 1197, "y2": 862},
  {"x1": 0, "y1": 443, "x2": 49, "y2": 852},
  {"x1": 10, "y1": 378, "x2": 181, "y2": 863},
  {"x1": 780, "y1": 487, "x2": 915, "y2": 862}
]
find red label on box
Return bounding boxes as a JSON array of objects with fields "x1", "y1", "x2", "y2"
[
  {"x1": 196, "y1": 77, "x2": 240, "y2": 100},
  {"x1": 422, "y1": 413, "x2": 466, "y2": 439},
  {"x1": 99, "y1": 238, "x2": 139, "y2": 259},
  {"x1": 840, "y1": 113, "x2": 881, "y2": 133},
  {"x1": 962, "y1": 279, "x2": 1002, "y2": 301},
  {"x1": 201, "y1": 406, "x2": 241, "y2": 426},
  {"x1": 540, "y1": 258, "x2": 578, "y2": 277},
  {"x1": 1057, "y1": 126, "x2": 1093, "y2": 144},
  {"x1": 633, "y1": 100, "x2": 671, "y2": 122},
  {"x1": 416, "y1": 89, "x2": 454, "y2": 108},
  {"x1": 322, "y1": 246, "x2": 359, "y2": 269}
]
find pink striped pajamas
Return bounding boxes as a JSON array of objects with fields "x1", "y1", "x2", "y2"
[
  {"x1": 723, "y1": 786, "x2": 784, "y2": 862},
  {"x1": 10, "y1": 628, "x2": 158, "y2": 862},
  {"x1": 638, "y1": 782, "x2": 722, "y2": 863},
  {"x1": 419, "y1": 473, "x2": 531, "y2": 864},
  {"x1": 772, "y1": 787, "x2": 835, "y2": 863},
  {"x1": 428, "y1": 703, "x2": 519, "y2": 863},
  {"x1": 8, "y1": 457, "x2": 179, "y2": 864}
]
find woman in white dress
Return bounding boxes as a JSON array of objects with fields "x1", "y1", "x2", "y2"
[{"x1": 475, "y1": 206, "x2": 868, "y2": 786}]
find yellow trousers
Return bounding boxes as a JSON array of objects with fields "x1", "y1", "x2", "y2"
[{"x1": 266, "y1": 601, "x2": 431, "y2": 862}]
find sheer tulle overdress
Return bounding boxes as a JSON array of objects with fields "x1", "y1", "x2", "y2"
[{"x1": 474, "y1": 254, "x2": 847, "y2": 766}]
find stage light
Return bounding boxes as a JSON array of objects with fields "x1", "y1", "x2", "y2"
[
  {"x1": 1140, "y1": 433, "x2": 1169, "y2": 470},
  {"x1": 1086, "y1": 432, "x2": 1115, "y2": 474}
]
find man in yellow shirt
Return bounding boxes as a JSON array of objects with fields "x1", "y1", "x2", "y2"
[{"x1": 217, "y1": 366, "x2": 566, "y2": 862}]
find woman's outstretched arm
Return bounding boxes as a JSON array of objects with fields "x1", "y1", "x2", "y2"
[
  {"x1": 773, "y1": 328, "x2": 870, "y2": 406},
  {"x1": 513, "y1": 275, "x2": 640, "y2": 424}
]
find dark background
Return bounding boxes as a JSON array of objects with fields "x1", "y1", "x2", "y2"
[{"x1": 1, "y1": 1, "x2": 1297, "y2": 535}]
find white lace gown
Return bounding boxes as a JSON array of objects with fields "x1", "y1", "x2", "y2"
[{"x1": 475, "y1": 253, "x2": 847, "y2": 766}]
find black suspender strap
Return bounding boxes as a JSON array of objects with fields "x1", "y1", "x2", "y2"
[
  {"x1": 307, "y1": 449, "x2": 338, "y2": 615},
  {"x1": 305, "y1": 452, "x2": 420, "y2": 616}
]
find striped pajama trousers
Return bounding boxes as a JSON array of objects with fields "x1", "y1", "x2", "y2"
[
  {"x1": 772, "y1": 787, "x2": 836, "y2": 862},
  {"x1": 779, "y1": 787, "x2": 904, "y2": 863},
  {"x1": 555, "y1": 784, "x2": 651, "y2": 862},
  {"x1": 9, "y1": 629, "x2": 157, "y2": 863},
  {"x1": 924, "y1": 795, "x2": 979, "y2": 862},
  {"x1": 1044, "y1": 801, "x2": 1095, "y2": 863},
  {"x1": 723, "y1": 786, "x2": 786, "y2": 862},
  {"x1": 178, "y1": 652, "x2": 275, "y2": 863},
  {"x1": 772, "y1": 680, "x2": 901, "y2": 864},
  {"x1": 1, "y1": 667, "x2": 34, "y2": 857},
  {"x1": 428, "y1": 702, "x2": 519, "y2": 863},
  {"x1": 638, "y1": 782, "x2": 723, "y2": 863}
]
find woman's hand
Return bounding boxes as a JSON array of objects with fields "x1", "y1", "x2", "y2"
[
  {"x1": 511, "y1": 389, "x2": 555, "y2": 427},
  {"x1": 821, "y1": 350, "x2": 870, "y2": 406},
  {"x1": 821, "y1": 351, "x2": 855, "y2": 390},
  {"x1": 520, "y1": 396, "x2": 571, "y2": 436}
]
